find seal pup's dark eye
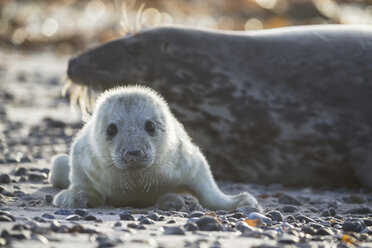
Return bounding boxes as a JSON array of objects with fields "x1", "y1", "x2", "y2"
[
  {"x1": 106, "y1": 123, "x2": 118, "y2": 137},
  {"x1": 145, "y1": 120, "x2": 156, "y2": 135}
]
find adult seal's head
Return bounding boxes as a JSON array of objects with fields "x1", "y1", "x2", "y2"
[{"x1": 90, "y1": 87, "x2": 173, "y2": 170}]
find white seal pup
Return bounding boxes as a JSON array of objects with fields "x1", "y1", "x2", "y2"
[{"x1": 50, "y1": 86, "x2": 259, "y2": 210}]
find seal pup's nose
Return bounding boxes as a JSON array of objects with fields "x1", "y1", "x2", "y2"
[{"x1": 127, "y1": 150, "x2": 142, "y2": 157}]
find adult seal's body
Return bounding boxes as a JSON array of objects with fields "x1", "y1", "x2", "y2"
[
  {"x1": 67, "y1": 25, "x2": 372, "y2": 189},
  {"x1": 50, "y1": 86, "x2": 258, "y2": 209}
]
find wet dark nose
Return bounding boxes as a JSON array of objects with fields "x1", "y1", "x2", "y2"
[{"x1": 127, "y1": 150, "x2": 142, "y2": 157}]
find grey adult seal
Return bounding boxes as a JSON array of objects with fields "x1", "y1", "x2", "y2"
[{"x1": 66, "y1": 25, "x2": 372, "y2": 189}]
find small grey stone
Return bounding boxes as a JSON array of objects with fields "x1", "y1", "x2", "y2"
[
  {"x1": 54, "y1": 209, "x2": 73, "y2": 215},
  {"x1": 66, "y1": 214, "x2": 82, "y2": 221},
  {"x1": 295, "y1": 215, "x2": 315, "y2": 224},
  {"x1": 184, "y1": 222, "x2": 199, "y2": 231},
  {"x1": 113, "y1": 221, "x2": 122, "y2": 227},
  {"x1": 278, "y1": 233, "x2": 299, "y2": 244},
  {"x1": 28, "y1": 172, "x2": 47, "y2": 182},
  {"x1": 119, "y1": 213, "x2": 134, "y2": 221},
  {"x1": 228, "y1": 212, "x2": 244, "y2": 219},
  {"x1": 346, "y1": 207, "x2": 372, "y2": 214},
  {"x1": 247, "y1": 212, "x2": 272, "y2": 225},
  {"x1": 74, "y1": 209, "x2": 89, "y2": 216},
  {"x1": 45, "y1": 194, "x2": 53, "y2": 204},
  {"x1": 0, "y1": 211, "x2": 15, "y2": 221},
  {"x1": 278, "y1": 194, "x2": 302, "y2": 205},
  {"x1": 342, "y1": 220, "x2": 365, "y2": 232},
  {"x1": 195, "y1": 216, "x2": 223, "y2": 231},
  {"x1": 31, "y1": 234, "x2": 48, "y2": 244},
  {"x1": 282, "y1": 205, "x2": 298, "y2": 213},
  {"x1": 235, "y1": 221, "x2": 253, "y2": 233},
  {"x1": 15, "y1": 167, "x2": 27, "y2": 176},
  {"x1": 315, "y1": 227, "x2": 333, "y2": 236},
  {"x1": 266, "y1": 210, "x2": 283, "y2": 222},
  {"x1": 139, "y1": 216, "x2": 155, "y2": 225},
  {"x1": 85, "y1": 215, "x2": 97, "y2": 221},
  {"x1": 345, "y1": 194, "x2": 366, "y2": 204},
  {"x1": 41, "y1": 214, "x2": 55, "y2": 219},
  {"x1": 301, "y1": 225, "x2": 316, "y2": 235},
  {"x1": 164, "y1": 226, "x2": 186, "y2": 235},
  {"x1": 363, "y1": 219, "x2": 372, "y2": 226},
  {"x1": 189, "y1": 211, "x2": 204, "y2": 218},
  {"x1": 166, "y1": 219, "x2": 176, "y2": 224},
  {"x1": 0, "y1": 174, "x2": 10, "y2": 184},
  {"x1": 33, "y1": 216, "x2": 47, "y2": 223},
  {"x1": 146, "y1": 212, "x2": 160, "y2": 221},
  {"x1": 10, "y1": 230, "x2": 31, "y2": 240},
  {"x1": 39, "y1": 168, "x2": 50, "y2": 175},
  {"x1": 0, "y1": 215, "x2": 13, "y2": 222}
]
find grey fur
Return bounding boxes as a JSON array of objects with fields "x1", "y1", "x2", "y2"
[{"x1": 67, "y1": 25, "x2": 372, "y2": 189}]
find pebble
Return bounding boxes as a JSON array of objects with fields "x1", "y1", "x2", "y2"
[
  {"x1": 247, "y1": 212, "x2": 272, "y2": 225},
  {"x1": 0, "y1": 174, "x2": 11, "y2": 184},
  {"x1": 346, "y1": 207, "x2": 372, "y2": 214},
  {"x1": 0, "y1": 211, "x2": 15, "y2": 221},
  {"x1": 184, "y1": 222, "x2": 199, "y2": 231},
  {"x1": 235, "y1": 221, "x2": 253, "y2": 233},
  {"x1": 33, "y1": 216, "x2": 47, "y2": 223},
  {"x1": 45, "y1": 194, "x2": 53, "y2": 204},
  {"x1": 74, "y1": 209, "x2": 89, "y2": 216},
  {"x1": 139, "y1": 216, "x2": 155, "y2": 225},
  {"x1": 66, "y1": 214, "x2": 83, "y2": 221},
  {"x1": 164, "y1": 226, "x2": 186, "y2": 235},
  {"x1": 15, "y1": 167, "x2": 27, "y2": 176},
  {"x1": 301, "y1": 225, "x2": 316, "y2": 235},
  {"x1": 278, "y1": 194, "x2": 302, "y2": 205},
  {"x1": 113, "y1": 221, "x2": 121, "y2": 227},
  {"x1": 277, "y1": 233, "x2": 299, "y2": 244},
  {"x1": 345, "y1": 194, "x2": 366, "y2": 204},
  {"x1": 281, "y1": 205, "x2": 298, "y2": 213},
  {"x1": 10, "y1": 230, "x2": 31, "y2": 240},
  {"x1": 146, "y1": 212, "x2": 160, "y2": 221},
  {"x1": 228, "y1": 212, "x2": 244, "y2": 219},
  {"x1": 0, "y1": 215, "x2": 13, "y2": 222},
  {"x1": 363, "y1": 219, "x2": 372, "y2": 226},
  {"x1": 315, "y1": 227, "x2": 333, "y2": 236},
  {"x1": 119, "y1": 213, "x2": 134, "y2": 221},
  {"x1": 28, "y1": 172, "x2": 47, "y2": 181},
  {"x1": 96, "y1": 236, "x2": 116, "y2": 248},
  {"x1": 295, "y1": 215, "x2": 315, "y2": 224},
  {"x1": 195, "y1": 216, "x2": 223, "y2": 231},
  {"x1": 342, "y1": 220, "x2": 365, "y2": 232},
  {"x1": 55, "y1": 209, "x2": 73, "y2": 215},
  {"x1": 31, "y1": 234, "x2": 48, "y2": 244},
  {"x1": 266, "y1": 210, "x2": 283, "y2": 222},
  {"x1": 189, "y1": 211, "x2": 204, "y2": 218},
  {"x1": 41, "y1": 214, "x2": 55, "y2": 219},
  {"x1": 85, "y1": 215, "x2": 97, "y2": 221}
]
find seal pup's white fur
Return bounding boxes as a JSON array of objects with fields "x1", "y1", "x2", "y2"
[{"x1": 50, "y1": 86, "x2": 259, "y2": 210}]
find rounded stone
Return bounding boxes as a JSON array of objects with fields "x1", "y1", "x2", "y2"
[
  {"x1": 163, "y1": 226, "x2": 186, "y2": 235},
  {"x1": 266, "y1": 210, "x2": 283, "y2": 222},
  {"x1": 278, "y1": 194, "x2": 302, "y2": 206},
  {"x1": 0, "y1": 174, "x2": 11, "y2": 184}
]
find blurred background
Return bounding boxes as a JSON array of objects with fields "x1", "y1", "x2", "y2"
[{"x1": 1, "y1": 0, "x2": 372, "y2": 55}]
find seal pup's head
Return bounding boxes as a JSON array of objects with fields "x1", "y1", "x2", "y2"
[{"x1": 90, "y1": 86, "x2": 175, "y2": 170}]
